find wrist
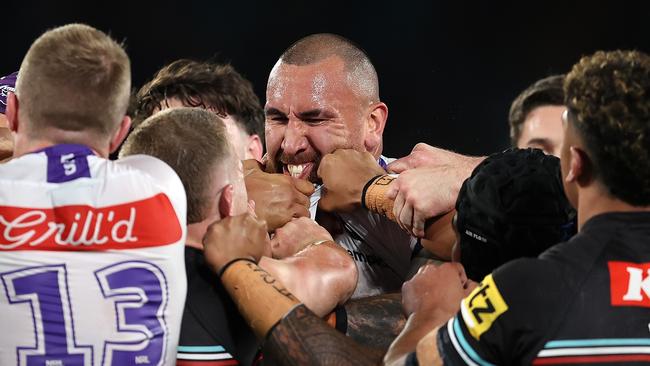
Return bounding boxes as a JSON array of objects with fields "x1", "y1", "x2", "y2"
[
  {"x1": 362, "y1": 174, "x2": 397, "y2": 220},
  {"x1": 218, "y1": 257, "x2": 257, "y2": 277},
  {"x1": 294, "y1": 238, "x2": 334, "y2": 255}
]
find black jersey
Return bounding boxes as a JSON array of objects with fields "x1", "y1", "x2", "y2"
[
  {"x1": 177, "y1": 247, "x2": 259, "y2": 366},
  {"x1": 435, "y1": 212, "x2": 650, "y2": 365}
]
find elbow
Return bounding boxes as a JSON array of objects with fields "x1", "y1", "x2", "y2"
[{"x1": 324, "y1": 250, "x2": 358, "y2": 305}]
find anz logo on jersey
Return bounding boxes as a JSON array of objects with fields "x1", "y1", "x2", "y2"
[
  {"x1": 608, "y1": 261, "x2": 650, "y2": 308},
  {"x1": 460, "y1": 274, "x2": 509, "y2": 340}
]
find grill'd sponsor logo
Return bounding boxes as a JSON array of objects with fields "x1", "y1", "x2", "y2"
[{"x1": 0, "y1": 193, "x2": 182, "y2": 251}]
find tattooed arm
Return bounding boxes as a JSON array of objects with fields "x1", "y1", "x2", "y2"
[
  {"x1": 263, "y1": 304, "x2": 383, "y2": 366},
  {"x1": 259, "y1": 218, "x2": 358, "y2": 317},
  {"x1": 202, "y1": 213, "x2": 383, "y2": 365},
  {"x1": 343, "y1": 293, "x2": 406, "y2": 351}
]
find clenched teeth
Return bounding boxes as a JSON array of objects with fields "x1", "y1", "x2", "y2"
[{"x1": 287, "y1": 164, "x2": 307, "y2": 177}]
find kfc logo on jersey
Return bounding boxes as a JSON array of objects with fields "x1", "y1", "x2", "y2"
[
  {"x1": 0, "y1": 193, "x2": 182, "y2": 251},
  {"x1": 608, "y1": 261, "x2": 650, "y2": 307}
]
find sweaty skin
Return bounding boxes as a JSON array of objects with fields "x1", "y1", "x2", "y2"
[{"x1": 264, "y1": 56, "x2": 385, "y2": 183}]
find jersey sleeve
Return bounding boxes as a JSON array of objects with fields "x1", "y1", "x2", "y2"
[{"x1": 435, "y1": 258, "x2": 567, "y2": 365}]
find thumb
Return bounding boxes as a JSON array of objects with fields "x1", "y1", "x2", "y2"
[{"x1": 293, "y1": 177, "x2": 315, "y2": 196}]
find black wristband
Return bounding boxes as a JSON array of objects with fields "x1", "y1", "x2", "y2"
[
  {"x1": 218, "y1": 257, "x2": 256, "y2": 277},
  {"x1": 361, "y1": 174, "x2": 384, "y2": 210}
]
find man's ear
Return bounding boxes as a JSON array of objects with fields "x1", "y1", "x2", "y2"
[
  {"x1": 246, "y1": 134, "x2": 264, "y2": 162},
  {"x1": 565, "y1": 146, "x2": 592, "y2": 185},
  {"x1": 364, "y1": 102, "x2": 388, "y2": 154},
  {"x1": 6, "y1": 92, "x2": 19, "y2": 133},
  {"x1": 109, "y1": 116, "x2": 132, "y2": 154},
  {"x1": 218, "y1": 184, "x2": 235, "y2": 218}
]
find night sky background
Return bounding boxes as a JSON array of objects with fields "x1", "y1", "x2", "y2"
[{"x1": 4, "y1": 0, "x2": 650, "y2": 158}]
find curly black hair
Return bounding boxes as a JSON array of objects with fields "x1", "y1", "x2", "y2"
[{"x1": 565, "y1": 50, "x2": 650, "y2": 206}]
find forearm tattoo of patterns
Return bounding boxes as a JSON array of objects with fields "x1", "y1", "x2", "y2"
[
  {"x1": 345, "y1": 293, "x2": 406, "y2": 351},
  {"x1": 263, "y1": 305, "x2": 383, "y2": 366}
]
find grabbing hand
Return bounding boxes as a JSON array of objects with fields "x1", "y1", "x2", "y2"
[
  {"x1": 271, "y1": 217, "x2": 335, "y2": 259},
  {"x1": 386, "y1": 144, "x2": 484, "y2": 236},
  {"x1": 387, "y1": 168, "x2": 458, "y2": 237},
  {"x1": 401, "y1": 263, "x2": 475, "y2": 317},
  {"x1": 243, "y1": 159, "x2": 314, "y2": 232},
  {"x1": 202, "y1": 213, "x2": 271, "y2": 274},
  {"x1": 318, "y1": 149, "x2": 385, "y2": 212}
]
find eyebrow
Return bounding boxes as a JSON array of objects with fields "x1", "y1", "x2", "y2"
[
  {"x1": 296, "y1": 109, "x2": 328, "y2": 119},
  {"x1": 525, "y1": 138, "x2": 554, "y2": 149},
  {"x1": 264, "y1": 107, "x2": 286, "y2": 116}
]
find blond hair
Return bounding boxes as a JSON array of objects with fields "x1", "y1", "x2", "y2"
[
  {"x1": 16, "y1": 23, "x2": 130, "y2": 137},
  {"x1": 120, "y1": 107, "x2": 234, "y2": 224}
]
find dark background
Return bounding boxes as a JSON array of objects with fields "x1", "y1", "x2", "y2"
[{"x1": 4, "y1": 1, "x2": 650, "y2": 157}]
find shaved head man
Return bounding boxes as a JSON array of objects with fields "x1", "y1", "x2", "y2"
[
  {"x1": 264, "y1": 33, "x2": 420, "y2": 298},
  {"x1": 265, "y1": 33, "x2": 386, "y2": 182}
]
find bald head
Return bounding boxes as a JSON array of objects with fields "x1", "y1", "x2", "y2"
[{"x1": 275, "y1": 33, "x2": 379, "y2": 102}]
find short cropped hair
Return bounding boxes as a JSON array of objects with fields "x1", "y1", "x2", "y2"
[
  {"x1": 565, "y1": 50, "x2": 650, "y2": 206},
  {"x1": 455, "y1": 148, "x2": 576, "y2": 281},
  {"x1": 278, "y1": 33, "x2": 379, "y2": 102},
  {"x1": 133, "y1": 59, "x2": 264, "y2": 141},
  {"x1": 508, "y1": 75, "x2": 565, "y2": 146},
  {"x1": 120, "y1": 107, "x2": 233, "y2": 224},
  {"x1": 16, "y1": 24, "x2": 130, "y2": 136}
]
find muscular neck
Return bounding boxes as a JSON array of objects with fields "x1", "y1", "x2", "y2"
[{"x1": 577, "y1": 184, "x2": 650, "y2": 230}]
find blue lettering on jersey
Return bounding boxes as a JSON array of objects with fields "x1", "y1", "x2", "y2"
[{"x1": 44, "y1": 144, "x2": 93, "y2": 183}]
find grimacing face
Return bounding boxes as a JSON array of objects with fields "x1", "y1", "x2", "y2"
[{"x1": 264, "y1": 56, "x2": 378, "y2": 183}]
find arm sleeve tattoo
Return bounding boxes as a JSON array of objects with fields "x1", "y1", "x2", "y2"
[{"x1": 263, "y1": 304, "x2": 384, "y2": 366}]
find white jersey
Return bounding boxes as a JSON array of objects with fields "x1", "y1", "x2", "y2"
[
  {"x1": 0, "y1": 144, "x2": 187, "y2": 366},
  {"x1": 310, "y1": 157, "x2": 419, "y2": 298}
]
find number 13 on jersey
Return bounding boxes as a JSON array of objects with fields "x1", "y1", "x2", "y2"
[{"x1": 1, "y1": 261, "x2": 169, "y2": 366}]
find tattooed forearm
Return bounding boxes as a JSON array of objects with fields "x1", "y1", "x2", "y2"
[
  {"x1": 247, "y1": 261, "x2": 297, "y2": 300},
  {"x1": 344, "y1": 293, "x2": 406, "y2": 351},
  {"x1": 263, "y1": 304, "x2": 383, "y2": 366}
]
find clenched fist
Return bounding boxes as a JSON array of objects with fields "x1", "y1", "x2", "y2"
[
  {"x1": 243, "y1": 159, "x2": 314, "y2": 232},
  {"x1": 271, "y1": 217, "x2": 334, "y2": 259},
  {"x1": 317, "y1": 149, "x2": 385, "y2": 212},
  {"x1": 202, "y1": 213, "x2": 272, "y2": 274},
  {"x1": 401, "y1": 263, "x2": 475, "y2": 317}
]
